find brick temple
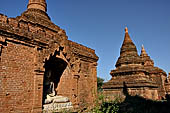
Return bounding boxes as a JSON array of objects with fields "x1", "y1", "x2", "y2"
[
  {"x1": 0, "y1": 0, "x2": 98, "y2": 112},
  {"x1": 103, "y1": 27, "x2": 170, "y2": 100}
]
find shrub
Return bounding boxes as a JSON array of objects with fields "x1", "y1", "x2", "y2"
[{"x1": 91, "y1": 94, "x2": 119, "y2": 113}]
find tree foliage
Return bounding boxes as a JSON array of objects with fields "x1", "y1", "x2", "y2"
[{"x1": 97, "y1": 77, "x2": 104, "y2": 92}]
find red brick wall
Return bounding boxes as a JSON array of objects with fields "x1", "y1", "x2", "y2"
[{"x1": 0, "y1": 42, "x2": 36, "y2": 113}]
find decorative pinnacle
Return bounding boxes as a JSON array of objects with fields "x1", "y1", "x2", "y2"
[{"x1": 125, "y1": 27, "x2": 128, "y2": 33}]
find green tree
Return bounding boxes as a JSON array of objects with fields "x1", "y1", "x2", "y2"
[{"x1": 97, "y1": 77, "x2": 104, "y2": 92}]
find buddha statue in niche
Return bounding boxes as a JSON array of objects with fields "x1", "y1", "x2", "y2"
[
  {"x1": 44, "y1": 69, "x2": 69, "y2": 104},
  {"x1": 44, "y1": 70, "x2": 55, "y2": 96}
]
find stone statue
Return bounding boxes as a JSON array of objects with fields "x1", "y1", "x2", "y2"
[
  {"x1": 43, "y1": 68, "x2": 73, "y2": 111},
  {"x1": 48, "y1": 82, "x2": 55, "y2": 97},
  {"x1": 44, "y1": 69, "x2": 70, "y2": 104},
  {"x1": 44, "y1": 69, "x2": 56, "y2": 103},
  {"x1": 44, "y1": 70, "x2": 55, "y2": 95}
]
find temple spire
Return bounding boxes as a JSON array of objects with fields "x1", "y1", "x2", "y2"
[
  {"x1": 115, "y1": 27, "x2": 142, "y2": 67},
  {"x1": 122, "y1": 27, "x2": 133, "y2": 47},
  {"x1": 140, "y1": 45, "x2": 154, "y2": 66},
  {"x1": 140, "y1": 45, "x2": 148, "y2": 57},
  {"x1": 120, "y1": 27, "x2": 137, "y2": 56},
  {"x1": 27, "y1": 0, "x2": 47, "y2": 12}
]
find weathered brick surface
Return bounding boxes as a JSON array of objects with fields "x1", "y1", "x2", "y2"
[
  {"x1": 0, "y1": 0, "x2": 98, "y2": 112},
  {"x1": 0, "y1": 42, "x2": 35, "y2": 113}
]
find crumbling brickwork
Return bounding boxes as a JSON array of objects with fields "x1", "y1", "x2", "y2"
[{"x1": 0, "y1": 0, "x2": 98, "y2": 113}]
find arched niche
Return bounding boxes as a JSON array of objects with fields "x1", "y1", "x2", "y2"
[{"x1": 42, "y1": 55, "x2": 68, "y2": 104}]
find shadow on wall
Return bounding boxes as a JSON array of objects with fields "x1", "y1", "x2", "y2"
[{"x1": 118, "y1": 82, "x2": 170, "y2": 113}]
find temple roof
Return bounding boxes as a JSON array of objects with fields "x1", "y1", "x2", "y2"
[{"x1": 115, "y1": 27, "x2": 142, "y2": 67}]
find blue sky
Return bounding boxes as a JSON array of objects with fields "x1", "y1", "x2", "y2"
[{"x1": 0, "y1": 0, "x2": 170, "y2": 81}]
